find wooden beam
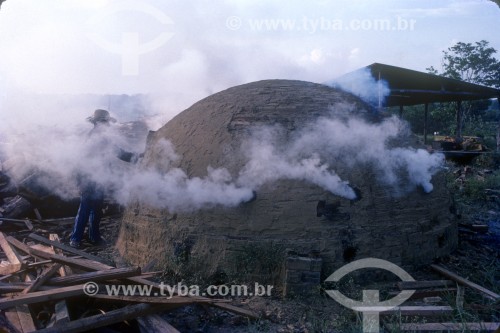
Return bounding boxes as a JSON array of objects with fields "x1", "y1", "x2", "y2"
[
  {"x1": 431, "y1": 264, "x2": 500, "y2": 301},
  {"x1": 28, "y1": 233, "x2": 102, "y2": 262},
  {"x1": 456, "y1": 100, "x2": 463, "y2": 139},
  {"x1": 33, "y1": 303, "x2": 169, "y2": 333},
  {"x1": 398, "y1": 280, "x2": 454, "y2": 290},
  {"x1": 137, "y1": 314, "x2": 181, "y2": 333},
  {"x1": 0, "y1": 284, "x2": 85, "y2": 310},
  {"x1": 389, "y1": 322, "x2": 499, "y2": 332},
  {"x1": 6, "y1": 236, "x2": 32, "y2": 255},
  {"x1": 21, "y1": 263, "x2": 62, "y2": 294},
  {"x1": 0, "y1": 232, "x2": 22, "y2": 275},
  {"x1": 46, "y1": 266, "x2": 141, "y2": 286}
]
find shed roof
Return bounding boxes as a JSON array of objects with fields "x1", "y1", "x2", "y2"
[{"x1": 340, "y1": 63, "x2": 500, "y2": 107}]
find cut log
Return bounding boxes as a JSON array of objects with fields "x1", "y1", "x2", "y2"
[
  {"x1": 431, "y1": 264, "x2": 500, "y2": 301},
  {"x1": 33, "y1": 303, "x2": 169, "y2": 333},
  {"x1": 398, "y1": 280, "x2": 454, "y2": 290},
  {"x1": 0, "y1": 231, "x2": 22, "y2": 274},
  {"x1": 46, "y1": 266, "x2": 141, "y2": 286},
  {"x1": 0, "y1": 284, "x2": 85, "y2": 310},
  {"x1": 28, "y1": 233, "x2": 102, "y2": 262},
  {"x1": 137, "y1": 314, "x2": 181, "y2": 333}
]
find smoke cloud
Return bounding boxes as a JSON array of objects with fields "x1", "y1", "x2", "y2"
[
  {"x1": 238, "y1": 114, "x2": 444, "y2": 198},
  {"x1": 328, "y1": 68, "x2": 391, "y2": 107}
]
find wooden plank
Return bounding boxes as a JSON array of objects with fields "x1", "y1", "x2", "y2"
[
  {"x1": 431, "y1": 264, "x2": 500, "y2": 301},
  {"x1": 398, "y1": 280, "x2": 454, "y2": 290},
  {"x1": 90, "y1": 294, "x2": 221, "y2": 305},
  {"x1": 6, "y1": 236, "x2": 32, "y2": 255},
  {"x1": 46, "y1": 266, "x2": 141, "y2": 286},
  {"x1": 388, "y1": 288, "x2": 456, "y2": 300},
  {"x1": 0, "y1": 284, "x2": 85, "y2": 310},
  {"x1": 4, "y1": 308, "x2": 23, "y2": 333},
  {"x1": 24, "y1": 220, "x2": 33, "y2": 231},
  {"x1": 377, "y1": 306, "x2": 453, "y2": 316},
  {"x1": 22, "y1": 263, "x2": 62, "y2": 294},
  {"x1": 49, "y1": 234, "x2": 73, "y2": 276},
  {"x1": 137, "y1": 314, "x2": 181, "y2": 333},
  {"x1": 390, "y1": 322, "x2": 499, "y2": 332},
  {"x1": 33, "y1": 303, "x2": 169, "y2": 333},
  {"x1": 0, "y1": 232, "x2": 22, "y2": 274},
  {"x1": 210, "y1": 302, "x2": 260, "y2": 319},
  {"x1": 48, "y1": 256, "x2": 163, "y2": 290},
  {"x1": 28, "y1": 233, "x2": 102, "y2": 262},
  {"x1": 47, "y1": 234, "x2": 71, "y2": 327},
  {"x1": 33, "y1": 208, "x2": 42, "y2": 222},
  {"x1": 15, "y1": 305, "x2": 36, "y2": 333}
]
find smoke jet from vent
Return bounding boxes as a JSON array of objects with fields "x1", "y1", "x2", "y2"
[
  {"x1": 328, "y1": 68, "x2": 391, "y2": 108},
  {"x1": 237, "y1": 114, "x2": 444, "y2": 198}
]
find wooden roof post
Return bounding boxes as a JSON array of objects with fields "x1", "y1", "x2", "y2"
[
  {"x1": 424, "y1": 103, "x2": 429, "y2": 145},
  {"x1": 456, "y1": 100, "x2": 463, "y2": 141}
]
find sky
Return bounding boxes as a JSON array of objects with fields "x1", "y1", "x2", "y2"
[{"x1": 0, "y1": 0, "x2": 499, "y2": 122}]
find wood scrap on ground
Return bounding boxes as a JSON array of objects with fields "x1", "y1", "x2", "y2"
[{"x1": 0, "y1": 231, "x2": 259, "y2": 332}]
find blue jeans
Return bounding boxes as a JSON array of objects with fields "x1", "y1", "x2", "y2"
[{"x1": 70, "y1": 191, "x2": 104, "y2": 243}]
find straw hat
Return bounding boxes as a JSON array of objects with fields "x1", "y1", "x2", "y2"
[{"x1": 87, "y1": 109, "x2": 116, "y2": 124}]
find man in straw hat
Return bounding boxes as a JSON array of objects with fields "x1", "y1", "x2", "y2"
[{"x1": 69, "y1": 109, "x2": 136, "y2": 248}]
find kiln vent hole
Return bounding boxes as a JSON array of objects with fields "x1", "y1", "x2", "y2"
[
  {"x1": 438, "y1": 234, "x2": 446, "y2": 248},
  {"x1": 343, "y1": 246, "x2": 357, "y2": 263}
]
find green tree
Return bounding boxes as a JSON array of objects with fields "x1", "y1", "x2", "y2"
[
  {"x1": 427, "y1": 40, "x2": 500, "y2": 88},
  {"x1": 425, "y1": 41, "x2": 500, "y2": 141}
]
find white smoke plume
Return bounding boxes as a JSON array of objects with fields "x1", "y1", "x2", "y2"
[
  {"x1": 328, "y1": 68, "x2": 391, "y2": 107},
  {"x1": 238, "y1": 114, "x2": 444, "y2": 198},
  {"x1": 0, "y1": 99, "x2": 444, "y2": 213}
]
